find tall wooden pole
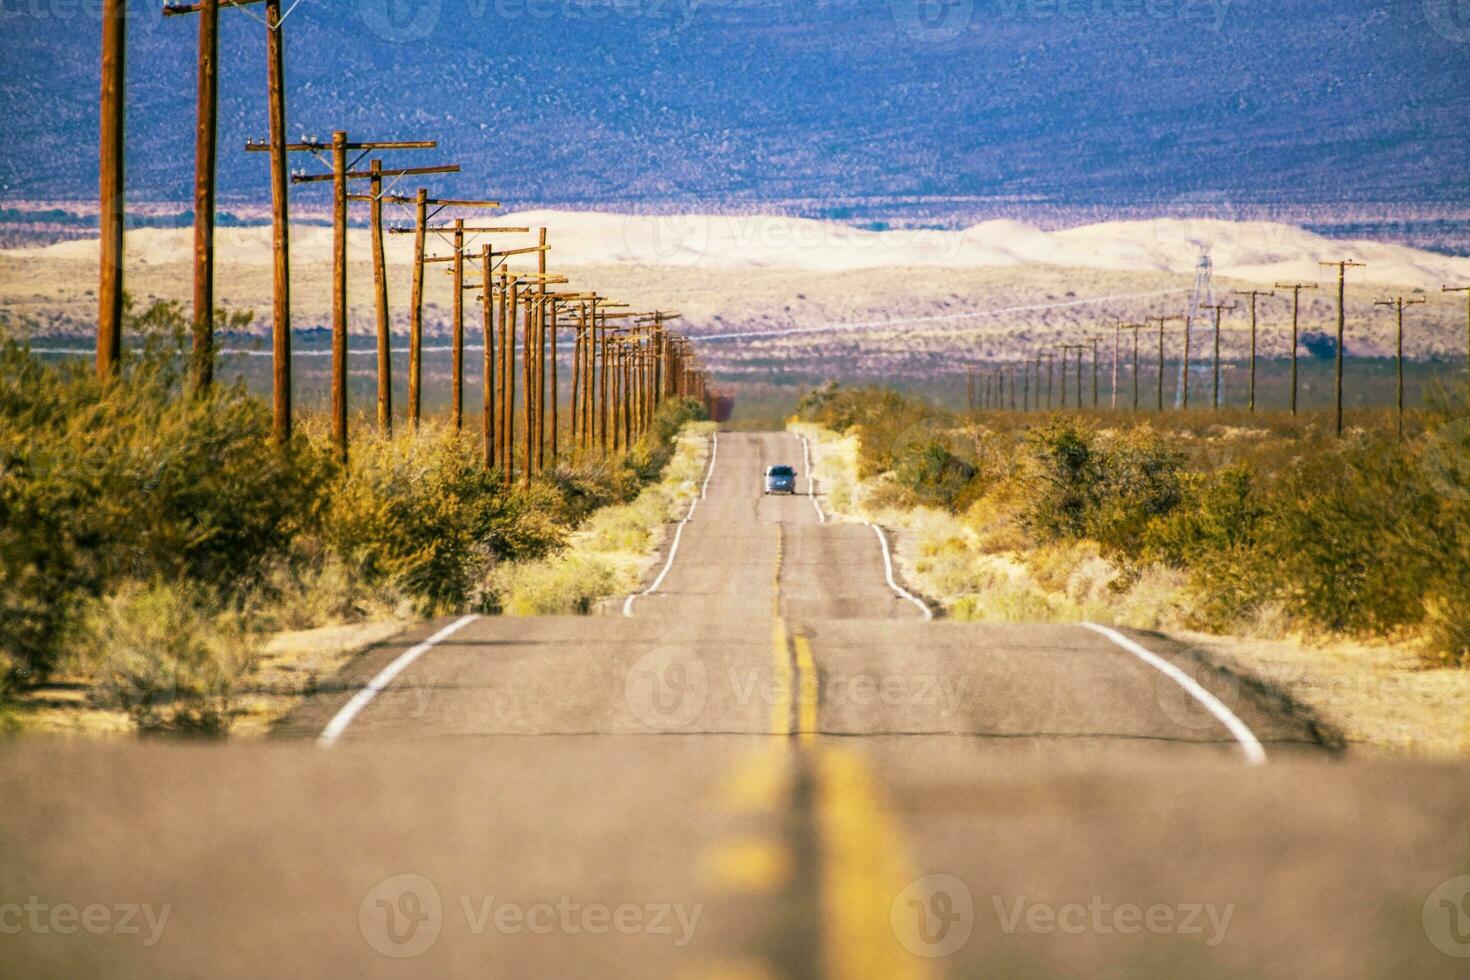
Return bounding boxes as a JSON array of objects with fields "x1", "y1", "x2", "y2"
[
  {"x1": 265, "y1": 0, "x2": 291, "y2": 441},
  {"x1": 330, "y1": 131, "x2": 349, "y2": 461},
  {"x1": 1377, "y1": 297, "x2": 1424, "y2": 441},
  {"x1": 1321, "y1": 261, "x2": 1365, "y2": 437},
  {"x1": 534, "y1": 229, "x2": 548, "y2": 473},
  {"x1": 190, "y1": 0, "x2": 218, "y2": 391},
  {"x1": 369, "y1": 160, "x2": 392, "y2": 433},
  {"x1": 1202, "y1": 303, "x2": 1235, "y2": 411},
  {"x1": 549, "y1": 300, "x2": 560, "y2": 461},
  {"x1": 1444, "y1": 284, "x2": 1470, "y2": 411},
  {"x1": 1275, "y1": 283, "x2": 1317, "y2": 417},
  {"x1": 97, "y1": 0, "x2": 125, "y2": 381},
  {"x1": 1231, "y1": 290, "x2": 1274, "y2": 413},
  {"x1": 1146, "y1": 317, "x2": 1182, "y2": 412},
  {"x1": 451, "y1": 218, "x2": 465, "y2": 431},
  {"x1": 490, "y1": 249, "x2": 502, "y2": 470},
  {"x1": 1111, "y1": 321, "x2": 1120, "y2": 409},
  {"x1": 408, "y1": 188, "x2": 428, "y2": 428},
  {"x1": 1091, "y1": 338, "x2": 1100, "y2": 408}
]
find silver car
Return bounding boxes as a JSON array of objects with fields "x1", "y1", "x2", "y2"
[{"x1": 763, "y1": 464, "x2": 797, "y2": 494}]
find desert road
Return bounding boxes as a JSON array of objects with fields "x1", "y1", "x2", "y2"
[{"x1": 3, "y1": 432, "x2": 1470, "y2": 978}]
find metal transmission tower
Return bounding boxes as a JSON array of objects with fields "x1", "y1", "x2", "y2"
[{"x1": 1174, "y1": 251, "x2": 1217, "y2": 408}]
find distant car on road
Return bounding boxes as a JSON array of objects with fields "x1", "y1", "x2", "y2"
[{"x1": 763, "y1": 464, "x2": 797, "y2": 494}]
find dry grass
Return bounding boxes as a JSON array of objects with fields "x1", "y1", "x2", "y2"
[
  {"x1": 794, "y1": 418, "x2": 1470, "y2": 757},
  {"x1": 486, "y1": 423, "x2": 715, "y2": 615},
  {"x1": 229, "y1": 618, "x2": 414, "y2": 737}
]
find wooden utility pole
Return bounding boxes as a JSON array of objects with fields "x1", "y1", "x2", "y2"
[
  {"x1": 1111, "y1": 321, "x2": 1121, "y2": 409},
  {"x1": 1320, "y1": 261, "x2": 1366, "y2": 437},
  {"x1": 967, "y1": 370, "x2": 975, "y2": 411},
  {"x1": 1201, "y1": 303, "x2": 1237, "y2": 410},
  {"x1": 370, "y1": 161, "x2": 393, "y2": 430},
  {"x1": 480, "y1": 245, "x2": 496, "y2": 468},
  {"x1": 1274, "y1": 282, "x2": 1319, "y2": 416},
  {"x1": 288, "y1": 139, "x2": 449, "y2": 460},
  {"x1": 171, "y1": 0, "x2": 283, "y2": 398},
  {"x1": 1122, "y1": 324, "x2": 1147, "y2": 411},
  {"x1": 384, "y1": 194, "x2": 501, "y2": 426},
  {"x1": 1044, "y1": 351, "x2": 1055, "y2": 408},
  {"x1": 97, "y1": 0, "x2": 126, "y2": 381},
  {"x1": 1444, "y1": 283, "x2": 1470, "y2": 411},
  {"x1": 1090, "y1": 337, "x2": 1101, "y2": 408},
  {"x1": 1376, "y1": 296, "x2": 1425, "y2": 440},
  {"x1": 1146, "y1": 317, "x2": 1183, "y2": 412},
  {"x1": 1230, "y1": 290, "x2": 1275, "y2": 412},
  {"x1": 416, "y1": 221, "x2": 527, "y2": 429},
  {"x1": 162, "y1": 0, "x2": 221, "y2": 389}
]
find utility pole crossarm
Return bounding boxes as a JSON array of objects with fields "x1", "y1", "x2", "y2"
[
  {"x1": 292, "y1": 163, "x2": 459, "y2": 183},
  {"x1": 163, "y1": 0, "x2": 262, "y2": 14}
]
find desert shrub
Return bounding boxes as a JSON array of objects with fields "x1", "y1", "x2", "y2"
[
  {"x1": 0, "y1": 317, "x2": 331, "y2": 683},
  {"x1": 1256, "y1": 437, "x2": 1435, "y2": 634},
  {"x1": 1019, "y1": 419, "x2": 1103, "y2": 539},
  {"x1": 84, "y1": 581, "x2": 256, "y2": 735},
  {"x1": 896, "y1": 440, "x2": 978, "y2": 510},
  {"x1": 1085, "y1": 428, "x2": 1184, "y2": 556},
  {"x1": 324, "y1": 429, "x2": 565, "y2": 615}
]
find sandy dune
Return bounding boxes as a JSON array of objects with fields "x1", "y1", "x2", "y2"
[{"x1": 13, "y1": 211, "x2": 1470, "y2": 289}]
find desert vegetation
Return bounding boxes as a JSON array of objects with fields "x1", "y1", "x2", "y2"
[
  {"x1": 0, "y1": 300, "x2": 706, "y2": 734},
  {"x1": 795, "y1": 383, "x2": 1470, "y2": 668}
]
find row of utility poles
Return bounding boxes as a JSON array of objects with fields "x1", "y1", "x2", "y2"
[
  {"x1": 95, "y1": 0, "x2": 712, "y2": 479},
  {"x1": 967, "y1": 260, "x2": 1470, "y2": 439}
]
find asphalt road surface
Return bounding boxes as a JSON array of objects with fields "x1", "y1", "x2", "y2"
[{"x1": 4, "y1": 431, "x2": 1470, "y2": 978}]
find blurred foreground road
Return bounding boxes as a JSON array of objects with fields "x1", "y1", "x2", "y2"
[{"x1": 4, "y1": 432, "x2": 1469, "y2": 978}]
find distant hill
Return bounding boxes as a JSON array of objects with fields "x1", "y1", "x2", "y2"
[{"x1": 2, "y1": 0, "x2": 1468, "y2": 215}]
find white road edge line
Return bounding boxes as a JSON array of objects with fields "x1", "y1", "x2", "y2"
[
  {"x1": 316, "y1": 614, "x2": 480, "y2": 748},
  {"x1": 1080, "y1": 622, "x2": 1267, "y2": 766},
  {"x1": 799, "y1": 434, "x2": 826, "y2": 524},
  {"x1": 867, "y1": 522, "x2": 932, "y2": 620},
  {"x1": 623, "y1": 431, "x2": 719, "y2": 617}
]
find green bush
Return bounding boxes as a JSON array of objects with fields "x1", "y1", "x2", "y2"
[
  {"x1": 0, "y1": 317, "x2": 331, "y2": 683},
  {"x1": 324, "y1": 429, "x2": 565, "y2": 615}
]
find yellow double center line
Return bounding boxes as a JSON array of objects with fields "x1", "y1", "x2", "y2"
[
  {"x1": 700, "y1": 519, "x2": 935, "y2": 980},
  {"x1": 770, "y1": 525, "x2": 817, "y2": 742}
]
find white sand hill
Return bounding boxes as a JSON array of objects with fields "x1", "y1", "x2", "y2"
[{"x1": 13, "y1": 211, "x2": 1470, "y2": 290}]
